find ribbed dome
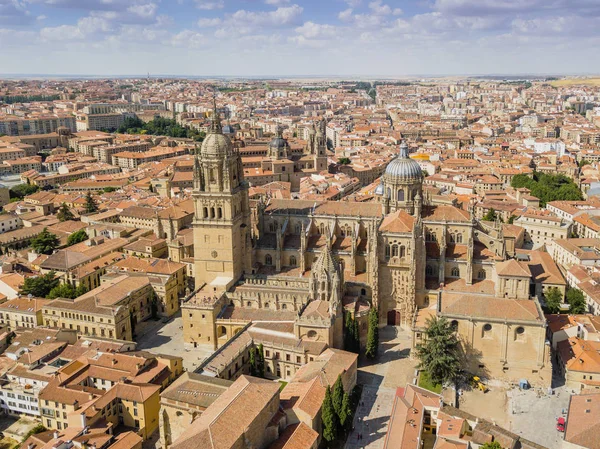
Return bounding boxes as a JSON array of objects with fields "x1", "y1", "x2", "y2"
[
  {"x1": 200, "y1": 132, "x2": 233, "y2": 157},
  {"x1": 269, "y1": 136, "x2": 287, "y2": 150},
  {"x1": 384, "y1": 142, "x2": 422, "y2": 181},
  {"x1": 313, "y1": 246, "x2": 339, "y2": 275}
]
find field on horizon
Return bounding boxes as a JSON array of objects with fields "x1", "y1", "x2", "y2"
[{"x1": 550, "y1": 78, "x2": 600, "y2": 87}]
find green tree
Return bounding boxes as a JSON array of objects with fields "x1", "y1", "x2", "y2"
[
  {"x1": 339, "y1": 391, "x2": 352, "y2": 429},
  {"x1": 257, "y1": 343, "x2": 265, "y2": 378},
  {"x1": 344, "y1": 313, "x2": 360, "y2": 354},
  {"x1": 507, "y1": 215, "x2": 517, "y2": 224},
  {"x1": 578, "y1": 159, "x2": 591, "y2": 168},
  {"x1": 84, "y1": 191, "x2": 98, "y2": 213},
  {"x1": 366, "y1": 307, "x2": 379, "y2": 359},
  {"x1": 103, "y1": 187, "x2": 117, "y2": 193},
  {"x1": 332, "y1": 375, "x2": 344, "y2": 416},
  {"x1": 322, "y1": 385, "x2": 338, "y2": 443},
  {"x1": 566, "y1": 288, "x2": 586, "y2": 314},
  {"x1": 21, "y1": 424, "x2": 46, "y2": 443},
  {"x1": 415, "y1": 316, "x2": 461, "y2": 387},
  {"x1": 57, "y1": 203, "x2": 74, "y2": 222},
  {"x1": 47, "y1": 282, "x2": 88, "y2": 299},
  {"x1": 9, "y1": 183, "x2": 39, "y2": 200},
  {"x1": 249, "y1": 347, "x2": 257, "y2": 376},
  {"x1": 511, "y1": 172, "x2": 583, "y2": 207},
  {"x1": 31, "y1": 228, "x2": 60, "y2": 255},
  {"x1": 481, "y1": 442, "x2": 503, "y2": 449},
  {"x1": 338, "y1": 157, "x2": 351, "y2": 165},
  {"x1": 482, "y1": 208, "x2": 498, "y2": 221},
  {"x1": 545, "y1": 287, "x2": 564, "y2": 314},
  {"x1": 21, "y1": 272, "x2": 60, "y2": 298},
  {"x1": 67, "y1": 229, "x2": 88, "y2": 246},
  {"x1": 352, "y1": 317, "x2": 360, "y2": 353}
]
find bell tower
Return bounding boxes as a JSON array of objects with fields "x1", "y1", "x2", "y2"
[{"x1": 193, "y1": 100, "x2": 252, "y2": 291}]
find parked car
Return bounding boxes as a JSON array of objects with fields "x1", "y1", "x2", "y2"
[{"x1": 556, "y1": 417, "x2": 566, "y2": 432}]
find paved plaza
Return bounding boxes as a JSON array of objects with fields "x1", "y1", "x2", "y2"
[
  {"x1": 346, "y1": 326, "x2": 417, "y2": 449},
  {"x1": 135, "y1": 312, "x2": 213, "y2": 372}
]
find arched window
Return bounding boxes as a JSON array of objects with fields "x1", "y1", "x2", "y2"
[
  {"x1": 295, "y1": 224, "x2": 301, "y2": 234},
  {"x1": 264, "y1": 302, "x2": 270, "y2": 309},
  {"x1": 385, "y1": 245, "x2": 391, "y2": 259},
  {"x1": 456, "y1": 233, "x2": 463, "y2": 243},
  {"x1": 386, "y1": 188, "x2": 391, "y2": 198},
  {"x1": 451, "y1": 267, "x2": 460, "y2": 277},
  {"x1": 247, "y1": 301, "x2": 252, "y2": 307},
  {"x1": 209, "y1": 168, "x2": 216, "y2": 183},
  {"x1": 281, "y1": 303, "x2": 287, "y2": 310},
  {"x1": 426, "y1": 265, "x2": 434, "y2": 276},
  {"x1": 397, "y1": 190, "x2": 405, "y2": 201},
  {"x1": 217, "y1": 208, "x2": 222, "y2": 219},
  {"x1": 265, "y1": 254, "x2": 273, "y2": 266},
  {"x1": 478, "y1": 270, "x2": 486, "y2": 280},
  {"x1": 449, "y1": 233, "x2": 456, "y2": 243},
  {"x1": 289, "y1": 256, "x2": 297, "y2": 267},
  {"x1": 203, "y1": 207, "x2": 208, "y2": 218},
  {"x1": 399, "y1": 246, "x2": 406, "y2": 258},
  {"x1": 319, "y1": 223, "x2": 325, "y2": 235},
  {"x1": 210, "y1": 207, "x2": 215, "y2": 219},
  {"x1": 392, "y1": 245, "x2": 399, "y2": 257}
]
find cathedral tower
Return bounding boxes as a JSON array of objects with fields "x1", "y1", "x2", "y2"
[{"x1": 192, "y1": 102, "x2": 253, "y2": 291}]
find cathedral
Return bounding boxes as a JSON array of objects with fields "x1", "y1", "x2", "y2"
[{"x1": 182, "y1": 106, "x2": 552, "y2": 387}]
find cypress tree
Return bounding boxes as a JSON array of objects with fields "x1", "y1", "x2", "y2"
[
  {"x1": 257, "y1": 343, "x2": 265, "y2": 378},
  {"x1": 366, "y1": 307, "x2": 379, "y2": 359},
  {"x1": 322, "y1": 385, "x2": 338, "y2": 443},
  {"x1": 352, "y1": 317, "x2": 360, "y2": 353},
  {"x1": 339, "y1": 391, "x2": 352, "y2": 428},
  {"x1": 332, "y1": 375, "x2": 344, "y2": 416},
  {"x1": 249, "y1": 347, "x2": 257, "y2": 376}
]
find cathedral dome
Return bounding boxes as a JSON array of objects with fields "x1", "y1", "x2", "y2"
[
  {"x1": 269, "y1": 127, "x2": 288, "y2": 150},
  {"x1": 200, "y1": 132, "x2": 233, "y2": 157},
  {"x1": 383, "y1": 142, "x2": 422, "y2": 182}
]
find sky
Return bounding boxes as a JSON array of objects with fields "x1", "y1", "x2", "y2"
[{"x1": 0, "y1": 0, "x2": 599, "y2": 77}]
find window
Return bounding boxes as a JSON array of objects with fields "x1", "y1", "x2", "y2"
[
  {"x1": 391, "y1": 245, "x2": 398, "y2": 257},
  {"x1": 483, "y1": 323, "x2": 492, "y2": 338},
  {"x1": 515, "y1": 326, "x2": 525, "y2": 340},
  {"x1": 455, "y1": 233, "x2": 463, "y2": 244},
  {"x1": 265, "y1": 254, "x2": 273, "y2": 266},
  {"x1": 451, "y1": 267, "x2": 460, "y2": 277},
  {"x1": 397, "y1": 190, "x2": 404, "y2": 201},
  {"x1": 426, "y1": 265, "x2": 434, "y2": 276},
  {"x1": 477, "y1": 270, "x2": 486, "y2": 280},
  {"x1": 289, "y1": 256, "x2": 297, "y2": 267},
  {"x1": 385, "y1": 245, "x2": 391, "y2": 259}
]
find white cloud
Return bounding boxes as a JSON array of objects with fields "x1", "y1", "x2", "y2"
[
  {"x1": 195, "y1": 0, "x2": 224, "y2": 10},
  {"x1": 338, "y1": 8, "x2": 353, "y2": 22},
  {"x1": 171, "y1": 29, "x2": 206, "y2": 48},
  {"x1": 368, "y1": 1, "x2": 401, "y2": 16},
  {"x1": 265, "y1": 0, "x2": 290, "y2": 5},
  {"x1": 229, "y1": 4, "x2": 303, "y2": 28},
  {"x1": 295, "y1": 21, "x2": 338, "y2": 39},
  {"x1": 197, "y1": 17, "x2": 221, "y2": 27}
]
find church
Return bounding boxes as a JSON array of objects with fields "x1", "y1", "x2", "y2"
[{"x1": 182, "y1": 106, "x2": 552, "y2": 387}]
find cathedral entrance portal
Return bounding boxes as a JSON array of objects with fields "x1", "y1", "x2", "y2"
[{"x1": 387, "y1": 310, "x2": 401, "y2": 326}]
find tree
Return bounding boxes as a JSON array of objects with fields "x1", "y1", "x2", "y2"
[
  {"x1": 47, "y1": 282, "x2": 88, "y2": 300},
  {"x1": 332, "y1": 375, "x2": 344, "y2": 416},
  {"x1": 67, "y1": 229, "x2": 88, "y2": 246},
  {"x1": 103, "y1": 187, "x2": 117, "y2": 193},
  {"x1": 344, "y1": 313, "x2": 360, "y2": 354},
  {"x1": 21, "y1": 272, "x2": 60, "y2": 298},
  {"x1": 257, "y1": 343, "x2": 265, "y2": 378},
  {"x1": 249, "y1": 347, "x2": 257, "y2": 376},
  {"x1": 511, "y1": 172, "x2": 583, "y2": 207},
  {"x1": 322, "y1": 385, "x2": 338, "y2": 443},
  {"x1": 84, "y1": 191, "x2": 98, "y2": 214},
  {"x1": 566, "y1": 288, "x2": 586, "y2": 314},
  {"x1": 415, "y1": 316, "x2": 461, "y2": 387},
  {"x1": 481, "y1": 442, "x2": 503, "y2": 449},
  {"x1": 9, "y1": 183, "x2": 39, "y2": 200},
  {"x1": 482, "y1": 208, "x2": 498, "y2": 221},
  {"x1": 338, "y1": 157, "x2": 351, "y2": 165},
  {"x1": 507, "y1": 215, "x2": 517, "y2": 224},
  {"x1": 30, "y1": 228, "x2": 60, "y2": 255},
  {"x1": 365, "y1": 307, "x2": 379, "y2": 359},
  {"x1": 21, "y1": 424, "x2": 46, "y2": 443},
  {"x1": 57, "y1": 203, "x2": 75, "y2": 222},
  {"x1": 339, "y1": 391, "x2": 352, "y2": 429},
  {"x1": 545, "y1": 287, "x2": 563, "y2": 314}
]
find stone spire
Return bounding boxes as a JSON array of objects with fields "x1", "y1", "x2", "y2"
[
  {"x1": 210, "y1": 94, "x2": 222, "y2": 134},
  {"x1": 399, "y1": 140, "x2": 409, "y2": 159}
]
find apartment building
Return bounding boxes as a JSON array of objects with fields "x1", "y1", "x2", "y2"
[
  {"x1": 112, "y1": 146, "x2": 189, "y2": 169},
  {"x1": 0, "y1": 296, "x2": 50, "y2": 331}
]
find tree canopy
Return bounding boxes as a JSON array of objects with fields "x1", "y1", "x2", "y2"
[
  {"x1": 415, "y1": 316, "x2": 461, "y2": 386},
  {"x1": 322, "y1": 385, "x2": 338, "y2": 443},
  {"x1": 566, "y1": 288, "x2": 586, "y2": 314},
  {"x1": 545, "y1": 287, "x2": 564, "y2": 314},
  {"x1": 31, "y1": 228, "x2": 60, "y2": 255},
  {"x1": 365, "y1": 307, "x2": 379, "y2": 359},
  {"x1": 482, "y1": 208, "x2": 498, "y2": 222},
  {"x1": 21, "y1": 272, "x2": 60, "y2": 298},
  {"x1": 57, "y1": 203, "x2": 74, "y2": 222},
  {"x1": 9, "y1": 183, "x2": 39, "y2": 200},
  {"x1": 116, "y1": 117, "x2": 206, "y2": 142},
  {"x1": 67, "y1": 229, "x2": 88, "y2": 246},
  {"x1": 511, "y1": 172, "x2": 583, "y2": 207},
  {"x1": 84, "y1": 192, "x2": 98, "y2": 214},
  {"x1": 47, "y1": 283, "x2": 88, "y2": 300}
]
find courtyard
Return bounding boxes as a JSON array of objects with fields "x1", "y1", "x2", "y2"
[{"x1": 135, "y1": 312, "x2": 214, "y2": 372}]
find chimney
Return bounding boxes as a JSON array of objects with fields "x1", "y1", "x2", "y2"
[
  {"x1": 53, "y1": 431, "x2": 59, "y2": 440},
  {"x1": 28, "y1": 444, "x2": 34, "y2": 449}
]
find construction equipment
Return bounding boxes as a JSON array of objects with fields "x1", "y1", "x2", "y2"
[{"x1": 472, "y1": 376, "x2": 489, "y2": 393}]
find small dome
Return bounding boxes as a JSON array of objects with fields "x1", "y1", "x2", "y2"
[
  {"x1": 374, "y1": 182, "x2": 384, "y2": 196},
  {"x1": 269, "y1": 136, "x2": 287, "y2": 150},
  {"x1": 222, "y1": 124, "x2": 235, "y2": 135},
  {"x1": 200, "y1": 132, "x2": 233, "y2": 157},
  {"x1": 383, "y1": 142, "x2": 422, "y2": 182}
]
